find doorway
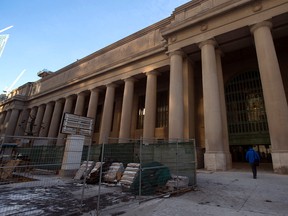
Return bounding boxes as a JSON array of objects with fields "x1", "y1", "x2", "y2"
[{"x1": 225, "y1": 71, "x2": 271, "y2": 164}]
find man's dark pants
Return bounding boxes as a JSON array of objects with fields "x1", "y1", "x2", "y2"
[{"x1": 250, "y1": 163, "x2": 257, "y2": 179}]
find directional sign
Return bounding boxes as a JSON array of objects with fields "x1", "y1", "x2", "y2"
[{"x1": 61, "y1": 113, "x2": 94, "y2": 136}]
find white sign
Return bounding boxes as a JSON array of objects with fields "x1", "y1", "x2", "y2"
[{"x1": 61, "y1": 113, "x2": 94, "y2": 136}]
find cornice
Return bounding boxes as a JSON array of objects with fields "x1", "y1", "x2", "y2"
[
  {"x1": 26, "y1": 45, "x2": 167, "y2": 102},
  {"x1": 48, "y1": 17, "x2": 172, "y2": 79},
  {"x1": 161, "y1": 0, "x2": 252, "y2": 38}
]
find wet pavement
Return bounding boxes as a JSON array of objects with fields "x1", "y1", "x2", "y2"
[
  {"x1": 1, "y1": 164, "x2": 288, "y2": 216},
  {"x1": 0, "y1": 175, "x2": 136, "y2": 216},
  {"x1": 98, "y1": 166, "x2": 288, "y2": 216}
]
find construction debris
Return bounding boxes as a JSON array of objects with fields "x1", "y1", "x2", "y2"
[
  {"x1": 166, "y1": 175, "x2": 189, "y2": 191},
  {"x1": 0, "y1": 159, "x2": 21, "y2": 180}
]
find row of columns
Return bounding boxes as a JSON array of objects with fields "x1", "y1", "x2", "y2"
[
  {"x1": 196, "y1": 21, "x2": 288, "y2": 171},
  {"x1": 0, "y1": 20, "x2": 287, "y2": 172},
  {"x1": 0, "y1": 69, "x2": 167, "y2": 145}
]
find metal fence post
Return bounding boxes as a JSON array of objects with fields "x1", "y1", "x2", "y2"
[
  {"x1": 96, "y1": 139, "x2": 105, "y2": 216},
  {"x1": 139, "y1": 137, "x2": 143, "y2": 197},
  {"x1": 80, "y1": 137, "x2": 92, "y2": 212}
]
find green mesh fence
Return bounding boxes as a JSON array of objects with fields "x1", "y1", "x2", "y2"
[
  {"x1": 17, "y1": 146, "x2": 65, "y2": 170},
  {"x1": 98, "y1": 140, "x2": 196, "y2": 197}
]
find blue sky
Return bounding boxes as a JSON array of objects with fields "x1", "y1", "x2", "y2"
[{"x1": 0, "y1": 0, "x2": 190, "y2": 94}]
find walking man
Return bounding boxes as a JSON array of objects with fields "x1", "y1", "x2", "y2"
[{"x1": 246, "y1": 146, "x2": 260, "y2": 179}]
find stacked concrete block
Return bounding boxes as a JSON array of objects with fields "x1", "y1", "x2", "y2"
[
  {"x1": 85, "y1": 162, "x2": 105, "y2": 184},
  {"x1": 103, "y1": 162, "x2": 124, "y2": 183},
  {"x1": 120, "y1": 163, "x2": 140, "y2": 190},
  {"x1": 74, "y1": 161, "x2": 95, "y2": 180}
]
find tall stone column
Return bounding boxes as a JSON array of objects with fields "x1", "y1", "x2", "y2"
[
  {"x1": 0, "y1": 111, "x2": 7, "y2": 134},
  {"x1": 57, "y1": 96, "x2": 75, "y2": 145},
  {"x1": 199, "y1": 39, "x2": 230, "y2": 171},
  {"x1": 48, "y1": 99, "x2": 64, "y2": 138},
  {"x1": 251, "y1": 21, "x2": 288, "y2": 173},
  {"x1": 5, "y1": 109, "x2": 20, "y2": 136},
  {"x1": 143, "y1": 71, "x2": 158, "y2": 142},
  {"x1": 26, "y1": 107, "x2": 37, "y2": 136},
  {"x1": 119, "y1": 78, "x2": 135, "y2": 143},
  {"x1": 169, "y1": 50, "x2": 184, "y2": 140},
  {"x1": 39, "y1": 102, "x2": 54, "y2": 137},
  {"x1": 2, "y1": 110, "x2": 12, "y2": 135},
  {"x1": 63, "y1": 96, "x2": 75, "y2": 114},
  {"x1": 99, "y1": 84, "x2": 116, "y2": 144},
  {"x1": 87, "y1": 88, "x2": 100, "y2": 119},
  {"x1": 0, "y1": 112, "x2": 6, "y2": 126},
  {"x1": 74, "y1": 92, "x2": 86, "y2": 116},
  {"x1": 34, "y1": 104, "x2": 46, "y2": 136},
  {"x1": 216, "y1": 49, "x2": 232, "y2": 168},
  {"x1": 14, "y1": 109, "x2": 30, "y2": 136}
]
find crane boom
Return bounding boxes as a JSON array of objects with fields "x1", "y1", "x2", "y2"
[{"x1": 5, "y1": 69, "x2": 26, "y2": 94}]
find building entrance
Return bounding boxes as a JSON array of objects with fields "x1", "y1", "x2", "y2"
[
  {"x1": 230, "y1": 145, "x2": 272, "y2": 163},
  {"x1": 225, "y1": 71, "x2": 271, "y2": 163}
]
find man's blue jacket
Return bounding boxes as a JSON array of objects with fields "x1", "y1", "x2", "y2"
[{"x1": 246, "y1": 148, "x2": 260, "y2": 164}]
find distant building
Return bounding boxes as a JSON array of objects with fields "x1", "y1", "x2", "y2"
[{"x1": 1, "y1": 0, "x2": 288, "y2": 173}]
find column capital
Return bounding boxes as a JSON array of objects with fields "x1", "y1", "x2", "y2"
[
  {"x1": 56, "y1": 98, "x2": 65, "y2": 104},
  {"x1": 46, "y1": 101, "x2": 55, "y2": 106},
  {"x1": 38, "y1": 104, "x2": 46, "y2": 108},
  {"x1": 250, "y1": 21, "x2": 272, "y2": 34},
  {"x1": 145, "y1": 70, "x2": 160, "y2": 77},
  {"x1": 76, "y1": 91, "x2": 86, "y2": 96},
  {"x1": 168, "y1": 49, "x2": 185, "y2": 57},
  {"x1": 198, "y1": 39, "x2": 217, "y2": 49},
  {"x1": 122, "y1": 77, "x2": 137, "y2": 83},
  {"x1": 106, "y1": 83, "x2": 118, "y2": 88},
  {"x1": 66, "y1": 95, "x2": 76, "y2": 100},
  {"x1": 89, "y1": 87, "x2": 101, "y2": 93}
]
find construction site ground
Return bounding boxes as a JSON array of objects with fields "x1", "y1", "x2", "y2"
[{"x1": 1, "y1": 163, "x2": 288, "y2": 216}]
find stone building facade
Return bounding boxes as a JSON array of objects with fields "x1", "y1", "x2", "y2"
[{"x1": 1, "y1": 0, "x2": 288, "y2": 173}]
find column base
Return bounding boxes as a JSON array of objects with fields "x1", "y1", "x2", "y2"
[
  {"x1": 272, "y1": 151, "x2": 288, "y2": 174},
  {"x1": 204, "y1": 151, "x2": 232, "y2": 171}
]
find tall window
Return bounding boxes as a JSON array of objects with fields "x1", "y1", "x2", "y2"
[
  {"x1": 225, "y1": 71, "x2": 269, "y2": 135},
  {"x1": 156, "y1": 91, "x2": 168, "y2": 128},
  {"x1": 136, "y1": 95, "x2": 145, "y2": 129}
]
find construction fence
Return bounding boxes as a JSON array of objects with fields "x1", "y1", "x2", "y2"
[{"x1": 0, "y1": 135, "x2": 196, "y2": 216}]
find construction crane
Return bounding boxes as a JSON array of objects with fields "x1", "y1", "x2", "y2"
[
  {"x1": 0, "y1": 26, "x2": 25, "y2": 95},
  {"x1": 0, "y1": 25, "x2": 13, "y2": 58},
  {"x1": 4, "y1": 69, "x2": 26, "y2": 95}
]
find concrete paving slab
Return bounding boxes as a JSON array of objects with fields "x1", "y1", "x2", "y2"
[{"x1": 98, "y1": 169, "x2": 288, "y2": 216}]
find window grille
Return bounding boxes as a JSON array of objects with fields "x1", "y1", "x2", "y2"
[
  {"x1": 225, "y1": 71, "x2": 269, "y2": 135},
  {"x1": 156, "y1": 91, "x2": 168, "y2": 128}
]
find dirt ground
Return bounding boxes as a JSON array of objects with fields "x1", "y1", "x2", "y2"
[{"x1": 0, "y1": 175, "x2": 138, "y2": 216}]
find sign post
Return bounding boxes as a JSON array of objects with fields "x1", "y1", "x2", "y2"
[{"x1": 59, "y1": 113, "x2": 94, "y2": 177}]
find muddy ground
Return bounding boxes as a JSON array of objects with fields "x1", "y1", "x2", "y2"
[{"x1": 0, "y1": 175, "x2": 138, "y2": 216}]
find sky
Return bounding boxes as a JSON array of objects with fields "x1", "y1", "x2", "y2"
[{"x1": 0, "y1": 0, "x2": 191, "y2": 94}]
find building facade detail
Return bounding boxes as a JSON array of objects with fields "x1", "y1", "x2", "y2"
[{"x1": 1, "y1": 0, "x2": 288, "y2": 173}]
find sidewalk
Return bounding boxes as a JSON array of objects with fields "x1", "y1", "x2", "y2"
[{"x1": 101, "y1": 166, "x2": 288, "y2": 216}]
